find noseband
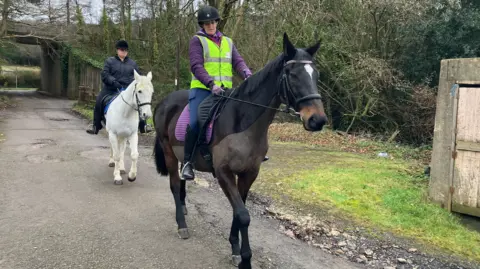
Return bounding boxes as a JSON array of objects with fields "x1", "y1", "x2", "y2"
[{"x1": 280, "y1": 60, "x2": 322, "y2": 113}]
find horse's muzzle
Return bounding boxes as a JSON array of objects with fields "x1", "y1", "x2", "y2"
[
  {"x1": 299, "y1": 102, "x2": 327, "y2": 131},
  {"x1": 305, "y1": 113, "x2": 327, "y2": 131},
  {"x1": 140, "y1": 109, "x2": 153, "y2": 120}
]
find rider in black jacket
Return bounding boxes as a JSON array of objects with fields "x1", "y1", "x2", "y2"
[{"x1": 86, "y1": 40, "x2": 151, "y2": 135}]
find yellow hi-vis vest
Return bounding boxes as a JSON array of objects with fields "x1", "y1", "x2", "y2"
[{"x1": 190, "y1": 35, "x2": 233, "y2": 90}]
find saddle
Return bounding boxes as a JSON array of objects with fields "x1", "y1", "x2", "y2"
[
  {"x1": 100, "y1": 89, "x2": 125, "y2": 124},
  {"x1": 175, "y1": 90, "x2": 229, "y2": 170}
]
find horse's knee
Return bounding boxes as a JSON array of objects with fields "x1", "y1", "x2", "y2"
[
  {"x1": 131, "y1": 152, "x2": 139, "y2": 160},
  {"x1": 235, "y1": 209, "x2": 250, "y2": 227},
  {"x1": 229, "y1": 233, "x2": 240, "y2": 245}
]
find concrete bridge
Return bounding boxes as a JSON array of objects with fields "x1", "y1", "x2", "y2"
[{"x1": 5, "y1": 21, "x2": 100, "y2": 99}]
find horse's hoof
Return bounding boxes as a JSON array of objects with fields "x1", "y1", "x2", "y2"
[
  {"x1": 108, "y1": 162, "x2": 114, "y2": 167},
  {"x1": 120, "y1": 170, "x2": 126, "y2": 174},
  {"x1": 232, "y1": 255, "x2": 242, "y2": 267},
  {"x1": 128, "y1": 177, "x2": 136, "y2": 182},
  {"x1": 114, "y1": 179, "x2": 123, "y2": 185},
  {"x1": 178, "y1": 228, "x2": 190, "y2": 239},
  {"x1": 182, "y1": 205, "x2": 188, "y2": 215}
]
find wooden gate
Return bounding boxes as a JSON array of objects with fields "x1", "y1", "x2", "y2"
[{"x1": 449, "y1": 82, "x2": 480, "y2": 217}]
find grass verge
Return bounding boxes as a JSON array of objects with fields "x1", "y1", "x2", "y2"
[
  {"x1": 0, "y1": 95, "x2": 15, "y2": 143},
  {"x1": 72, "y1": 102, "x2": 94, "y2": 121},
  {"x1": 0, "y1": 95, "x2": 15, "y2": 110},
  {"x1": 1, "y1": 65, "x2": 41, "y2": 73},
  {"x1": 254, "y1": 123, "x2": 480, "y2": 263}
]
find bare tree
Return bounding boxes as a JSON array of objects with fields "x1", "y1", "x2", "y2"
[{"x1": 0, "y1": 0, "x2": 10, "y2": 36}]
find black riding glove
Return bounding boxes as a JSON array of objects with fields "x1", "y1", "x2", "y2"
[{"x1": 113, "y1": 81, "x2": 122, "y2": 90}]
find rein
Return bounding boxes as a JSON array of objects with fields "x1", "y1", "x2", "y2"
[{"x1": 218, "y1": 59, "x2": 322, "y2": 116}]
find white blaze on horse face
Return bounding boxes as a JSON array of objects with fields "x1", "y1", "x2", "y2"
[{"x1": 304, "y1": 64, "x2": 314, "y2": 80}]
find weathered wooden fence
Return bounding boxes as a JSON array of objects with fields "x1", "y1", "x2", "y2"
[
  {"x1": 66, "y1": 52, "x2": 102, "y2": 102},
  {"x1": 429, "y1": 58, "x2": 480, "y2": 218}
]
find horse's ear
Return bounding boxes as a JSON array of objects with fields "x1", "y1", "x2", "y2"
[
  {"x1": 305, "y1": 40, "x2": 321, "y2": 56},
  {"x1": 134, "y1": 69, "x2": 141, "y2": 81},
  {"x1": 283, "y1": 32, "x2": 296, "y2": 58},
  {"x1": 147, "y1": 71, "x2": 152, "y2": 81}
]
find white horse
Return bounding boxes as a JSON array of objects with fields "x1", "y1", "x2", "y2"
[{"x1": 105, "y1": 70, "x2": 154, "y2": 185}]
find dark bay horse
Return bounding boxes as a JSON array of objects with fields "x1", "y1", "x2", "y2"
[{"x1": 153, "y1": 33, "x2": 327, "y2": 269}]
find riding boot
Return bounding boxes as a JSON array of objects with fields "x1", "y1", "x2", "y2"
[
  {"x1": 87, "y1": 97, "x2": 104, "y2": 135},
  {"x1": 138, "y1": 118, "x2": 153, "y2": 134},
  {"x1": 86, "y1": 124, "x2": 99, "y2": 135},
  {"x1": 181, "y1": 125, "x2": 198, "y2": 180}
]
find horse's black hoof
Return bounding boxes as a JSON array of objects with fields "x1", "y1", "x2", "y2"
[
  {"x1": 232, "y1": 255, "x2": 242, "y2": 266},
  {"x1": 178, "y1": 228, "x2": 190, "y2": 239},
  {"x1": 182, "y1": 205, "x2": 188, "y2": 215},
  {"x1": 128, "y1": 177, "x2": 136, "y2": 182},
  {"x1": 108, "y1": 162, "x2": 114, "y2": 167},
  {"x1": 120, "y1": 170, "x2": 126, "y2": 174},
  {"x1": 114, "y1": 180, "x2": 123, "y2": 185}
]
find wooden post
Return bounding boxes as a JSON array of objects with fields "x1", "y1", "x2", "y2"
[{"x1": 447, "y1": 83, "x2": 459, "y2": 212}]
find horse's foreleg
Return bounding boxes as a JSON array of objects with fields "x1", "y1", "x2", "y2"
[
  {"x1": 108, "y1": 133, "x2": 123, "y2": 185},
  {"x1": 127, "y1": 132, "x2": 139, "y2": 182},
  {"x1": 180, "y1": 180, "x2": 187, "y2": 215},
  {"x1": 163, "y1": 142, "x2": 189, "y2": 239},
  {"x1": 228, "y1": 171, "x2": 258, "y2": 266},
  {"x1": 217, "y1": 168, "x2": 253, "y2": 269},
  {"x1": 118, "y1": 138, "x2": 127, "y2": 174},
  {"x1": 108, "y1": 147, "x2": 114, "y2": 167}
]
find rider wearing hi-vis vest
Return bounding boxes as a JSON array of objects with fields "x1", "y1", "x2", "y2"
[
  {"x1": 190, "y1": 34, "x2": 234, "y2": 90},
  {"x1": 181, "y1": 5, "x2": 268, "y2": 181}
]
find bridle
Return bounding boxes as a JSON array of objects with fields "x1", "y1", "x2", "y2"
[
  {"x1": 119, "y1": 83, "x2": 152, "y2": 115},
  {"x1": 280, "y1": 59, "x2": 323, "y2": 113},
  {"x1": 218, "y1": 59, "x2": 322, "y2": 116}
]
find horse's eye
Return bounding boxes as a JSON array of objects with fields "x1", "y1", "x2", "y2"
[{"x1": 138, "y1": 90, "x2": 142, "y2": 93}]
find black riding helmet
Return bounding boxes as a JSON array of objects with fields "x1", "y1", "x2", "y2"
[
  {"x1": 197, "y1": 5, "x2": 220, "y2": 25},
  {"x1": 115, "y1": 40, "x2": 128, "y2": 50}
]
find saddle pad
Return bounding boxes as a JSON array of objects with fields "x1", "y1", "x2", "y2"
[{"x1": 175, "y1": 105, "x2": 214, "y2": 144}]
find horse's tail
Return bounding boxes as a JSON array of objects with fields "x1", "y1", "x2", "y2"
[{"x1": 153, "y1": 134, "x2": 169, "y2": 176}]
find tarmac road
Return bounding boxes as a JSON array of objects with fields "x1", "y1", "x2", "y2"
[{"x1": 0, "y1": 92, "x2": 362, "y2": 269}]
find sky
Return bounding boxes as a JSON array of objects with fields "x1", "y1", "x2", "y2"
[
  {"x1": 16, "y1": 0, "x2": 206, "y2": 24},
  {"x1": 83, "y1": 0, "x2": 205, "y2": 24},
  {"x1": 14, "y1": 0, "x2": 255, "y2": 26}
]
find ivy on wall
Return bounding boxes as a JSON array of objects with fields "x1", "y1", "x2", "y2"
[
  {"x1": 59, "y1": 43, "x2": 105, "y2": 99},
  {"x1": 60, "y1": 44, "x2": 70, "y2": 91},
  {"x1": 71, "y1": 48, "x2": 103, "y2": 69}
]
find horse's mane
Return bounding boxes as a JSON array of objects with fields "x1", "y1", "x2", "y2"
[{"x1": 228, "y1": 54, "x2": 284, "y2": 98}]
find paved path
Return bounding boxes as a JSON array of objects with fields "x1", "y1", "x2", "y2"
[{"x1": 0, "y1": 92, "x2": 362, "y2": 269}]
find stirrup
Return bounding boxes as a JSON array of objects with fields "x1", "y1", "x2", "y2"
[
  {"x1": 144, "y1": 124, "x2": 153, "y2": 133},
  {"x1": 139, "y1": 123, "x2": 153, "y2": 134},
  {"x1": 180, "y1": 162, "x2": 195, "y2": 181}
]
